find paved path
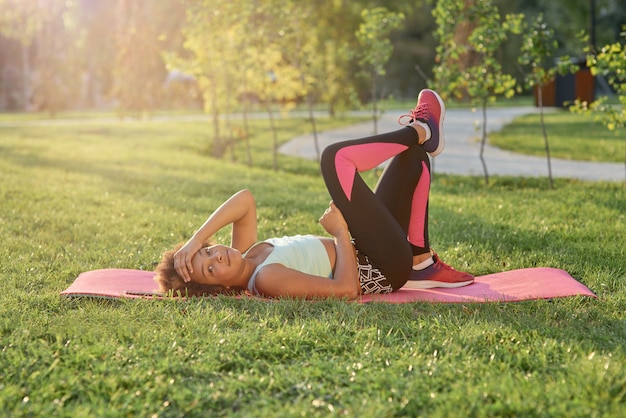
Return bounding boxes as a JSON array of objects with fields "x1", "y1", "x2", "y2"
[{"x1": 280, "y1": 107, "x2": 625, "y2": 182}]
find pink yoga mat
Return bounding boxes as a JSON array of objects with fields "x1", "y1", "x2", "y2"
[
  {"x1": 60, "y1": 267, "x2": 596, "y2": 303},
  {"x1": 360, "y1": 267, "x2": 595, "y2": 303}
]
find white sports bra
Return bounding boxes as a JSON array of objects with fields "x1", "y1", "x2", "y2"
[{"x1": 245, "y1": 235, "x2": 333, "y2": 294}]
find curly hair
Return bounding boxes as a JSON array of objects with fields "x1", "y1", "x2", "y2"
[{"x1": 154, "y1": 243, "x2": 246, "y2": 297}]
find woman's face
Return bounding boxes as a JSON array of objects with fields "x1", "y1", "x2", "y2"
[{"x1": 189, "y1": 244, "x2": 244, "y2": 287}]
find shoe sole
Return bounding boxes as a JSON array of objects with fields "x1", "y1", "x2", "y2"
[
  {"x1": 422, "y1": 89, "x2": 446, "y2": 157},
  {"x1": 402, "y1": 278, "x2": 474, "y2": 290}
]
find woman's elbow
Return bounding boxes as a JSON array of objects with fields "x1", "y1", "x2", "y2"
[
  {"x1": 238, "y1": 188, "x2": 255, "y2": 202},
  {"x1": 340, "y1": 281, "x2": 360, "y2": 300}
]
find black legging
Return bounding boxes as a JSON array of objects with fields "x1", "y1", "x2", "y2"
[{"x1": 320, "y1": 127, "x2": 432, "y2": 291}]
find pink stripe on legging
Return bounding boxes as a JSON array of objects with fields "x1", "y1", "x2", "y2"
[
  {"x1": 408, "y1": 160, "x2": 430, "y2": 247},
  {"x1": 334, "y1": 143, "x2": 408, "y2": 201}
]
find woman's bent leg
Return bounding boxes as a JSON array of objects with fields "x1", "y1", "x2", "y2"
[
  {"x1": 320, "y1": 127, "x2": 422, "y2": 290},
  {"x1": 374, "y1": 146, "x2": 431, "y2": 256}
]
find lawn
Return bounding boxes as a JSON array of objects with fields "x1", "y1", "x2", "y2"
[
  {"x1": 489, "y1": 109, "x2": 625, "y2": 163},
  {"x1": 0, "y1": 113, "x2": 624, "y2": 417}
]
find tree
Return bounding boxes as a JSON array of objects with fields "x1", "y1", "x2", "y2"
[
  {"x1": 276, "y1": 2, "x2": 323, "y2": 162},
  {"x1": 518, "y1": 14, "x2": 557, "y2": 188},
  {"x1": 0, "y1": 0, "x2": 53, "y2": 110},
  {"x1": 572, "y1": 27, "x2": 626, "y2": 178},
  {"x1": 113, "y1": 0, "x2": 167, "y2": 117},
  {"x1": 355, "y1": 7, "x2": 405, "y2": 134},
  {"x1": 247, "y1": 0, "x2": 305, "y2": 171},
  {"x1": 172, "y1": 0, "x2": 237, "y2": 156},
  {"x1": 294, "y1": 17, "x2": 324, "y2": 162},
  {"x1": 313, "y1": 0, "x2": 362, "y2": 117},
  {"x1": 77, "y1": 0, "x2": 119, "y2": 109},
  {"x1": 584, "y1": 31, "x2": 626, "y2": 130},
  {"x1": 31, "y1": 0, "x2": 84, "y2": 115},
  {"x1": 0, "y1": 0, "x2": 85, "y2": 115},
  {"x1": 433, "y1": 0, "x2": 522, "y2": 184},
  {"x1": 173, "y1": 0, "x2": 306, "y2": 166}
]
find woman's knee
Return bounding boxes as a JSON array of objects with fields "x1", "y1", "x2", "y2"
[
  {"x1": 320, "y1": 143, "x2": 342, "y2": 177},
  {"x1": 321, "y1": 143, "x2": 339, "y2": 163}
]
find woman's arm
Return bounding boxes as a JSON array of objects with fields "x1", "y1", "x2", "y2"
[
  {"x1": 255, "y1": 262, "x2": 359, "y2": 299},
  {"x1": 254, "y1": 202, "x2": 360, "y2": 299},
  {"x1": 174, "y1": 189, "x2": 258, "y2": 281},
  {"x1": 320, "y1": 202, "x2": 359, "y2": 296}
]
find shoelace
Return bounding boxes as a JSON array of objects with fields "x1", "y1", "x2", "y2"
[
  {"x1": 431, "y1": 253, "x2": 458, "y2": 272},
  {"x1": 433, "y1": 260, "x2": 458, "y2": 272},
  {"x1": 397, "y1": 104, "x2": 430, "y2": 126}
]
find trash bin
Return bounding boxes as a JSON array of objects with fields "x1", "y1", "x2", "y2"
[{"x1": 534, "y1": 58, "x2": 595, "y2": 107}]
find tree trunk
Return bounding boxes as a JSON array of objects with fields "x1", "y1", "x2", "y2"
[
  {"x1": 265, "y1": 99, "x2": 278, "y2": 171},
  {"x1": 453, "y1": 0, "x2": 480, "y2": 100},
  {"x1": 372, "y1": 72, "x2": 378, "y2": 135},
  {"x1": 242, "y1": 100, "x2": 252, "y2": 167},
  {"x1": 307, "y1": 93, "x2": 321, "y2": 162},
  {"x1": 538, "y1": 86, "x2": 554, "y2": 189},
  {"x1": 210, "y1": 89, "x2": 222, "y2": 157},
  {"x1": 21, "y1": 42, "x2": 30, "y2": 111},
  {"x1": 479, "y1": 100, "x2": 489, "y2": 185}
]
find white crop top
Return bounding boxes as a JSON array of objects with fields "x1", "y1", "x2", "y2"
[{"x1": 245, "y1": 235, "x2": 333, "y2": 295}]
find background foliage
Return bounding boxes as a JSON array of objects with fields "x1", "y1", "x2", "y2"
[{"x1": 0, "y1": 0, "x2": 624, "y2": 114}]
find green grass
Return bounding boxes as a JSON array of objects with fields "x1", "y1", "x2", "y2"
[
  {"x1": 490, "y1": 110, "x2": 626, "y2": 163},
  {"x1": 1, "y1": 114, "x2": 624, "y2": 417}
]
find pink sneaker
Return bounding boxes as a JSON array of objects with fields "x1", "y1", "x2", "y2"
[
  {"x1": 398, "y1": 89, "x2": 446, "y2": 157},
  {"x1": 404, "y1": 253, "x2": 474, "y2": 289}
]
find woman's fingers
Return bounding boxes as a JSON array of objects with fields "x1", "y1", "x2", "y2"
[
  {"x1": 174, "y1": 252, "x2": 193, "y2": 282},
  {"x1": 184, "y1": 256, "x2": 193, "y2": 282},
  {"x1": 319, "y1": 201, "x2": 349, "y2": 238}
]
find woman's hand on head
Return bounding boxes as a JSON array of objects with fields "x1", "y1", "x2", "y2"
[
  {"x1": 174, "y1": 239, "x2": 202, "y2": 283},
  {"x1": 319, "y1": 202, "x2": 350, "y2": 239}
]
